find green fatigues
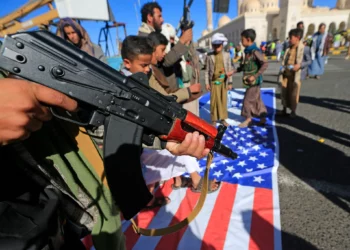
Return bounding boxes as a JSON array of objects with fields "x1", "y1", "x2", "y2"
[{"x1": 2, "y1": 120, "x2": 126, "y2": 250}]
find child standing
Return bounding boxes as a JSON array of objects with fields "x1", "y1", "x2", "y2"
[
  {"x1": 279, "y1": 28, "x2": 305, "y2": 118},
  {"x1": 233, "y1": 29, "x2": 268, "y2": 128},
  {"x1": 205, "y1": 33, "x2": 234, "y2": 127}
]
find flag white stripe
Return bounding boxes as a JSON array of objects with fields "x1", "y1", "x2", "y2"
[
  {"x1": 177, "y1": 185, "x2": 221, "y2": 250},
  {"x1": 223, "y1": 185, "x2": 255, "y2": 250},
  {"x1": 270, "y1": 88, "x2": 282, "y2": 250},
  {"x1": 132, "y1": 188, "x2": 188, "y2": 250}
]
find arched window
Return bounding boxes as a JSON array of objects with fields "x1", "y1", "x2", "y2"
[
  {"x1": 306, "y1": 23, "x2": 315, "y2": 37},
  {"x1": 339, "y1": 21, "x2": 346, "y2": 31},
  {"x1": 328, "y1": 22, "x2": 336, "y2": 35},
  {"x1": 272, "y1": 28, "x2": 277, "y2": 40}
]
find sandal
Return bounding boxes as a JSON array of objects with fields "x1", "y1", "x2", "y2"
[
  {"x1": 171, "y1": 176, "x2": 192, "y2": 190},
  {"x1": 221, "y1": 120, "x2": 230, "y2": 127},
  {"x1": 238, "y1": 121, "x2": 253, "y2": 128},
  {"x1": 276, "y1": 110, "x2": 288, "y2": 116},
  {"x1": 143, "y1": 197, "x2": 171, "y2": 210},
  {"x1": 191, "y1": 177, "x2": 221, "y2": 194},
  {"x1": 290, "y1": 112, "x2": 297, "y2": 119},
  {"x1": 257, "y1": 117, "x2": 267, "y2": 127}
]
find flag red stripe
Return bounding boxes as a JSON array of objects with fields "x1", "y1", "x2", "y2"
[
  {"x1": 249, "y1": 188, "x2": 274, "y2": 250},
  {"x1": 81, "y1": 234, "x2": 93, "y2": 250},
  {"x1": 124, "y1": 181, "x2": 174, "y2": 250},
  {"x1": 155, "y1": 188, "x2": 201, "y2": 250},
  {"x1": 200, "y1": 183, "x2": 238, "y2": 250}
]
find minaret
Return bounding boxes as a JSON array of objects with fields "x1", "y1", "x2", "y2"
[
  {"x1": 337, "y1": 0, "x2": 346, "y2": 9},
  {"x1": 206, "y1": 0, "x2": 213, "y2": 32},
  {"x1": 238, "y1": 0, "x2": 244, "y2": 15},
  {"x1": 279, "y1": 0, "x2": 303, "y2": 40}
]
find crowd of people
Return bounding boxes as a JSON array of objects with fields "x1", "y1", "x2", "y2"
[{"x1": 0, "y1": 1, "x2": 349, "y2": 249}]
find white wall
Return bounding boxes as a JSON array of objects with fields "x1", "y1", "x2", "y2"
[{"x1": 245, "y1": 13, "x2": 268, "y2": 45}]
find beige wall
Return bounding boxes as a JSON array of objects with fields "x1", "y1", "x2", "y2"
[
  {"x1": 301, "y1": 10, "x2": 349, "y2": 37},
  {"x1": 198, "y1": 16, "x2": 245, "y2": 48},
  {"x1": 245, "y1": 13, "x2": 268, "y2": 45},
  {"x1": 197, "y1": 2, "x2": 350, "y2": 49}
]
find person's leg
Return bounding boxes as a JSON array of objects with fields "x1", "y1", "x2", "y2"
[
  {"x1": 290, "y1": 79, "x2": 301, "y2": 118},
  {"x1": 239, "y1": 117, "x2": 252, "y2": 128},
  {"x1": 315, "y1": 55, "x2": 326, "y2": 80},
  {"x1": 210, "y1": 84, "x2": 219, "y2": 125},
  {"x1": 190, "y1": 172, "x2": 219, "y2": 191},
  {"x1": 255, "y1": 86, "x2": 268, "y2": 125},
  {"x1": 218, "y1": 83, "x2": 229, "y2": 126},
  {"x1": 278, "y1": 75, "x2": 290, "y2": 114},
  {"x1": 145, "y1": 183, "x2": 171, "y2": 209},
  {"x1": 146, "y1": 183, "x2": 156, "y2": 207},
  {"x1": 346, "y1": 46, "x2": 350, "y2": 60},
  {"x1": 239, "y1": 88, "x2": 253, "y2": 127}
]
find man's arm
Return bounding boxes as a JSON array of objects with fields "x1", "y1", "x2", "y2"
[
  {"x1": 149, "y1": 74, "x2": 190, "y2": 103},
  {"x1": 253, "y1": 50, "x2": 268, "y2": 79},
  {"x1": 204, "y1": 54, "x2": 210, "y2": 86},
  {"x1": 281, "y1": 48, "x2": 287, "y2": 66},
  {"x1": 301, "y1": 47, "x2": 312, "y2": 69},
  {"x1": 162, "y1": 28, "x2": 193, "y2": 67},
  {"x1": 162, "y1": 42, "x2": 188, "y2": 67}
]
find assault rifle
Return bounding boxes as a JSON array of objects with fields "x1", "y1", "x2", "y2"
[
  {"x1": 176, "y1": 0, "x2": 194, "y2": 34},
  {"x1": 0, "y1": 31, "x2": 237, "y2": 219}
]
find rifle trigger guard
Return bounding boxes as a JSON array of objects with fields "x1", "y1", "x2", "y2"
[{"x1": 50, "y1": 107, "x2": 89, "y2": 126}]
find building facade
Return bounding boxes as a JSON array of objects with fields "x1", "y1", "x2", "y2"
[{"x1": 199, "y1": 0, "x2": 350, "y2": 48}]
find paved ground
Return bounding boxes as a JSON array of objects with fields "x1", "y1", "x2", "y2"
[
  {"x1": 271, "y1": 57, "x2": 350, "y2": 250},
  {"x1": 201, "y1": 56, "x2": 350, "y2": 250}
]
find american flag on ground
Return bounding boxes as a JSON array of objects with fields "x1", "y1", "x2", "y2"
[{"x1": 118, "y1": 88, "x2": 282, "y2": 250}]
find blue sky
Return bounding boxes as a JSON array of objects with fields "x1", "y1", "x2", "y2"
[{"x1": 0, "y1": 0, "x2": 336, "y2": 52}]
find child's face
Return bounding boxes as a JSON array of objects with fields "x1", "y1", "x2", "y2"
[
  {"x1": 212, "y1": 43, "x2": 223, "y2": 53},
  {"x1": 289, "y1": 35, "x2": 300, "y2": 46},
  {"x1": 241, "y1": 36, "x2": 253, "y2": 47},
  {"x1": 123, "y1": 54, "x2": 152, "y2": 75},
  {"x1": 151, "y1": 44, "x2": 167, "y2": 65}
]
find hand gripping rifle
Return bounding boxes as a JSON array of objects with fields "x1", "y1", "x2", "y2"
[
  {"x1": 176, "y1": 0, "x2": 194, "y2": 34},
  {"x1": 0, "y1": 31, "x2": 237, "y2": 220}
]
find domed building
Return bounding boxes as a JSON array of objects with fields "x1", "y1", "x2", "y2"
[
  {"x1": 244, "y1": 0, "x2": 261, "y2": 13},
  {"x1": 260, "y1": 0, "x2": 279, "y2": 11},
  {"x1": 202, "y1": 30, "x2": 209, "y2": 37},
  {"x1": 199, "y1": 0, "x2": 350, "y2": 50},
  {"x1": 218, "y1": 15, "x2": 231, "y2": 28},
  {"x1": 337, "y1": 0, "x2": 350, "y2": 9}
]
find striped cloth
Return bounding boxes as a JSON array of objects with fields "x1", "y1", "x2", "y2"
[
  {"x1": 120, "y1": 88, "x2": 282, "y2": 250},
  {"x1": 83, "y1": 88, "x2": 282, "y2": 250}
]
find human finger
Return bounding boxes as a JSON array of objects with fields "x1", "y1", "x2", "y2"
[
  {"x1": 181, "y1": 131, "x2": 200, "y2": 155},
  {"x1": 30, "y1": 83, "x2": 78, "y2": 112}
]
